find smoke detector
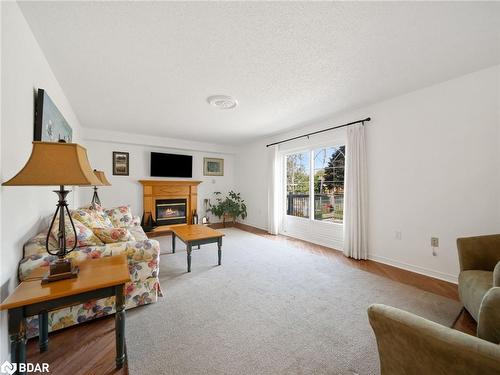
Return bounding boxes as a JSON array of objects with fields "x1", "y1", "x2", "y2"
[{"x1": 207, "y1": 95, "x2": 238, "y2": 110}]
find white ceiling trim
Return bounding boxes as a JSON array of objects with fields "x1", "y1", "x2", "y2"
[{"x1": 82, "y1": 128, "x2": 237, "y2": 155}]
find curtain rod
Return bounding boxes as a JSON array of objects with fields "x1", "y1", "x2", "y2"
[{"x1": 265, "y1": 117, "x2": 371, "y2": 147}]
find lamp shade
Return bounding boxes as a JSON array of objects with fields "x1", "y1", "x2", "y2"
[
  {"x1": 93, "y1": 170, "x2": 111, "y2": 186},
  {"x1": 2, "y1": 142, "x2": 101, "y2": 186}
]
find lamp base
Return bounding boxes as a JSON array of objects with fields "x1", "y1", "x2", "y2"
[{"x1": 42, "y1": 258, "x2": 79, "y2": 284}]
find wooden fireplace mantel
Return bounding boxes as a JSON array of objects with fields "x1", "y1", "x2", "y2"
[{"x1": 139, "y1": 180, "x2": 202, "y2": 230}]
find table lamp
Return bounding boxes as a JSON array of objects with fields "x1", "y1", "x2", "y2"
[
  {"x1": 2, "y1": 141, "x2": 102, "y2": 283},
  {"x1": 91, "y1": 170, "x2": 111, "y2": 208}
]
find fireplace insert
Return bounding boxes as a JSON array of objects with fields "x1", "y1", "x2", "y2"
[{"x1": 155, "y1": 199, "x2": 187, "y2": 225}]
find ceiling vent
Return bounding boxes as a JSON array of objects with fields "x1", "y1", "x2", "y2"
[{"x1": 207, "y1": 95, "x2": 238, "y2": 110}]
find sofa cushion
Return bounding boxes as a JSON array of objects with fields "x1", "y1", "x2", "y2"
[
  {"x1": 72, "y1": 207, "x2": 114, "y2": 229},
  {"x1": 50, "y1": 217, "x2": 104, "y2": 248},
  {"x1": 93, "y1": 227, "x2": 135, "y2": 244},
  {"x1": 459, "y1": 270, "x2": 493, "y2": 321},
  {"x1": 105, "y1": 205, "x2": 134, "y2": 228}
]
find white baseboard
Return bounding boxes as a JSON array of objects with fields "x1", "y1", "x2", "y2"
[{"x1": 368, "y1": 254, "x2": 458, "y2": 284}]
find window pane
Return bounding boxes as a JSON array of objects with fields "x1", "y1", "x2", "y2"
[
  {"x1": 313, "y1": 146, "x2": 345, "y2": 223},
  {"x1": 286, "y1": 152, "x2": 310, "y2": 218}
]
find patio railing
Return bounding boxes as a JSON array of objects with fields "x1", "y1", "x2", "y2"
[{"x1": 287, "y1": 193, "x2": 343, "y2": 222}]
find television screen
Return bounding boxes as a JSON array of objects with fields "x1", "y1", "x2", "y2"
[{"x1": 150, "y1": 152, "x2": 193, "y2": 178}]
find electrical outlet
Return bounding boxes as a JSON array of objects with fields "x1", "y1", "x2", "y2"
[
  {"x1": 395, "y1": 231, "x2": 402, "y2": 240},
  {"x1": 431, "y1": 237, "x2": 439, "y2": 247}
]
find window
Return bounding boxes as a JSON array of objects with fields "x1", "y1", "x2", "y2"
[
  {"x1": 313, "y1": 146, "x2": 345, "y2": 223},
  {"x1": 286, "y1": 151, "x2": 310, "y2": 218},
  {"x1": 285, "y1": 145, "x2": 345, "y2": 223}
]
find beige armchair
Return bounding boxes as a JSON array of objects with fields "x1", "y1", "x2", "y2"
[
  {"x1": 457, "y1": 234, "x2": 500, "y2": 343},
  {"x1": 368, "y1": 304, "x2": 500, "y2": 375}
]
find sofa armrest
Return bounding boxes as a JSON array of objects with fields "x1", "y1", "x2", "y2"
[
  {"x1": 457, "y1": 234, "x2": 500, "y2": 272},
  {"x1": 494, "y1": 262, "x2": 500, "y2": 287},
  {"x1": 131, "y1": 215, "x2": 141, "y2": 227},
  {"x1": 109, "y1": 239, "x2": 160, "y2": 281},
  {"x1": 23, "y1": 232, "x2": 52, "y2": 257},
  {"x1": 478, "y1": 287, "x2": 500, "y2": 344},
  {"x1": 368, "y1": 304, "x2": 500, "y2": 374}
]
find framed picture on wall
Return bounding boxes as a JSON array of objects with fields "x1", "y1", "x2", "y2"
[
  {"x1": 113, "y1": 151, "x2": 129, "y2": 176},
  {"x1": 34, "y1": 88, "x2": 73, "y2": 142},
  {"x1": 203, "y1": 157, "x2": 224, "y2": 176}
]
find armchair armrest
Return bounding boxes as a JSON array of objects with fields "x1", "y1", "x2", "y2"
[
  {"x1": 478, "y1": 287, "x2": 500, "y2": 344},
  {"x1": 368, "y1": 304, "x2": 500, "y2": 374},
  {"x1": 457, "y1": 234, "x2": 500, "y2": 271},
  {"x1": 494, "y1": 261, "x2": 500, "y2": 287}
]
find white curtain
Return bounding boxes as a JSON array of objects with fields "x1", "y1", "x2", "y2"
[
  {"x1": 267, "y1": 146, "x2": 281, "y2": 235},
  {"x1": 343, "y1": 124, "x2": 368, "y2": 259}
]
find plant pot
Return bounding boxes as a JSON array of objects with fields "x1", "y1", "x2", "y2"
[{"x1": 222, "y1": 214, "x2": 236, "y2": 228}]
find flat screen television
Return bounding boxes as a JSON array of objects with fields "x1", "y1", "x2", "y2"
[{"x1": 150, "y1": 152, "x2": 192, "y2": 178}]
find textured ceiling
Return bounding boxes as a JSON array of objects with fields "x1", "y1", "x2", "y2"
[{"x1": 18, "y1": 1, "x2": 500, "y2": 144}]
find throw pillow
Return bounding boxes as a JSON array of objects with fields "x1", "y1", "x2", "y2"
[
  {"x1": 105, "y1": 205, "x2": 134, "y2": 228},
  {"x1": 93, "y1": 228, "x2": 135, "y2": 244},
  {"x1": 72, "y1": 207, "x2": 114, "y2": 229},
  {"x1": 50, "y1": 217, "x2": 104, "y2": 248}
]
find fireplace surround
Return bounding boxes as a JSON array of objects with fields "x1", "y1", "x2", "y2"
[{"x1": 139, "y1": 180, "x2": 201, "y2": 229}]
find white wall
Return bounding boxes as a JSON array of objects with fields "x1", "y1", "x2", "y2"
[
  {"x1": 235, "y1": 141, "x2": 269, "y2": 230},
  {"x1": 236, "y1": 65, "x2": 500, "y2": 283},
  {"x1": 80, "y1": 129, "x2": 235, "y2": 223},
  {"x1": 0, "y1": 2, "x2": 83, "y2": 362}
]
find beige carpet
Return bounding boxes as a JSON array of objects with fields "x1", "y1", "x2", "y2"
[{"x1": 126, "y1": 228, "x2": 461, "y2": 375}]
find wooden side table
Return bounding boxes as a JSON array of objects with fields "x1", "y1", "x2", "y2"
[
  {"x1": 0, "y1": 255, "x2": 131, "y2": 375},
  {"x1": 171, "y1": 224, "x2": 225, "y2": 272}
]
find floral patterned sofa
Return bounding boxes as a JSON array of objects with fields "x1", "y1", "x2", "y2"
[{"x1": 18, "y1": 205, "x2": 161, "y2": 338}]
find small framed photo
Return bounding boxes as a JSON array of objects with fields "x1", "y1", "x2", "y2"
[
  {"x1": 113, "y1": 151, "x2": 129, "y2": 176},
  {"x1": 203, "y1": 157, "x2": 224, "y2": 176}
]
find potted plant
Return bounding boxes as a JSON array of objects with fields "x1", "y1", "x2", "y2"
[{"x1": 207, "y1": 191, "x2": 247, "y2": 227}]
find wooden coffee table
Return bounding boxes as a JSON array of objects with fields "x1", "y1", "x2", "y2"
[
  {"x1": 171, "y1": 224, "x2": 225, "y2": 272},
  {"x1": 0, "y1": 255, "x2": 131, "y2": 374}
]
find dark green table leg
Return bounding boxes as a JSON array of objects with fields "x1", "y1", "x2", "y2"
[
  {"x1": 115, "y1": 284, "x2": 126, "y2": 369},
  {"x1": 187, "y1": 244, "x2": 192, "y2": 272},
  {"x1": 217, "y1": 237, "x2": 222, "y2": 266},
  {"x1": 38, "y1": 311, "x2": 48, "y2": 352},
  {"x1": 172, "y1": 233, "x2": 176, "y2": 253},
  {"x1": 9, "y1": 307, "x2": 26, "y2": 375},
  {"x1": 197, "y1": 245, "x2": 200, "y2": 249}
]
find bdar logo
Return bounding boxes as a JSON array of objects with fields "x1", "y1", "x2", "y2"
[{"x1": 0, "y1": 361, "x2": 16, "y2": 375}]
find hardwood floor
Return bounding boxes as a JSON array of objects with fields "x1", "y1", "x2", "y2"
[
  {"x1": 26, "y1": 315, "x2": 126, "y2": 375},
  {"x1": 25, "y1": 224, "x2": 476, "y2": 374}
]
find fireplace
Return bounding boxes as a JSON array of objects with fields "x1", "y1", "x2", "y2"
[
  {"x1": 140, "y1": 180, "x2": 201, "y2": 229},
  {"x1": 155, "y1": 199, "x2": 187, "y2": 225}
]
